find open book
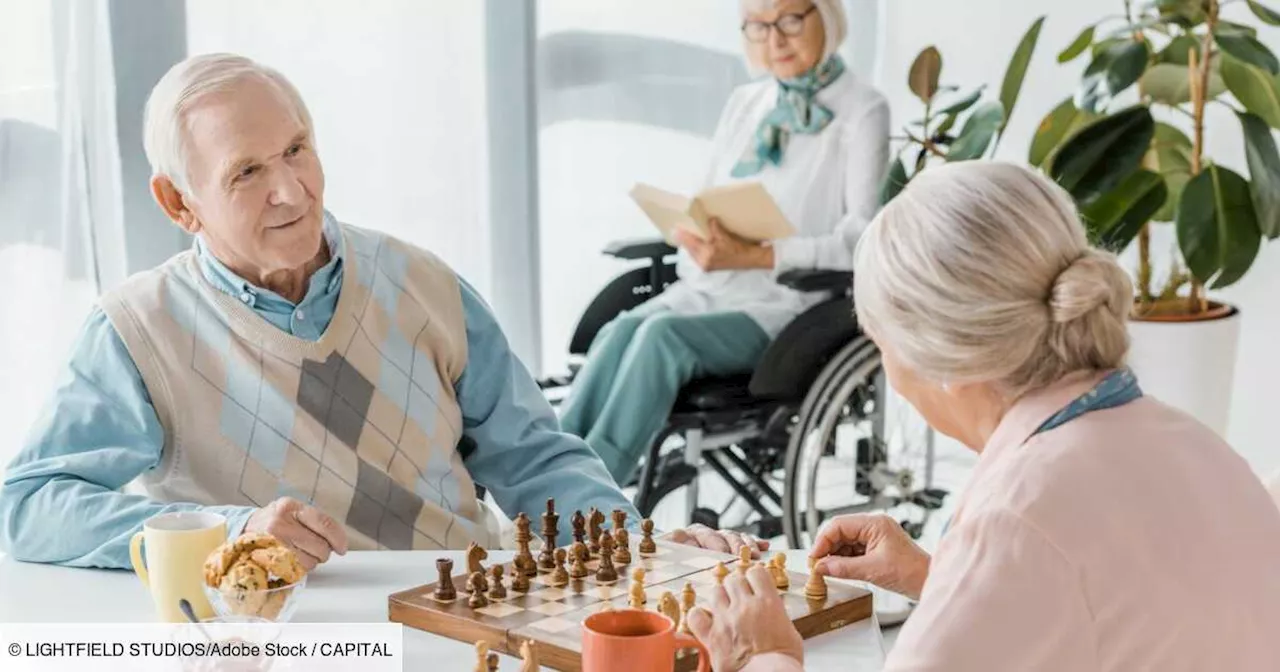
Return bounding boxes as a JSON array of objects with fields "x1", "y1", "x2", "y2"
[{"x1": 628, "y1": 181, "x2": 796, "y2": 245}]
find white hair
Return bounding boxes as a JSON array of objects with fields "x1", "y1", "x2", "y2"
[
  {"x1": 739, "y1": 0, "x2": 848, "y2": 76},
  {"x1": 142, "y1": 53, "x2": 314, "y2": 193},
  {"x1": 853, "y1": 161, "x2": 1132, "y2": 401}
]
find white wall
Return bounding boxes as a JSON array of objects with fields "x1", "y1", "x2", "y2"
[
  {"x1": 877, "y1": 0, "x2": 1280, "y2": 476},
  {"x1": 184, "y1": 0, "x2": 493, "y2": 297}
]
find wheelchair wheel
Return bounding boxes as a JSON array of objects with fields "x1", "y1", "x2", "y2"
[{"x1": 781, "y1": 335, "x2": 942, "y2": 549}]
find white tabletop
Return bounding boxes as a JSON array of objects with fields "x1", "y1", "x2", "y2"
[{"x1": 0, "y1": 549, "x2": 886, "y2": 670}]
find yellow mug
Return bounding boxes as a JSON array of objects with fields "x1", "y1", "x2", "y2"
[{"x1": 129, "y1": 511, "x2": 227, "y2": 622}]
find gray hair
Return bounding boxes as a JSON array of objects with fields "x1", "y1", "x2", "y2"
[
  {"x1": 142, "y1": 53, "x2": 314, "y2": 193},
  {"x1": 853, "y1": 161, "x2": 1132, "y2": 401},
  {"x1": 739, "y1": 0, "x2": 848, "y2": 71}
]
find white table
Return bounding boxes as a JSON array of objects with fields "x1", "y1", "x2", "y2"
[{"x1": 0, "y1": 550, "x2": 886, "y2": 670}]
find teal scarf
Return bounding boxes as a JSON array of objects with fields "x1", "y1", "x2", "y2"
[{"x1": 731, "y1": 54, "x2": 847, "y2": 178}]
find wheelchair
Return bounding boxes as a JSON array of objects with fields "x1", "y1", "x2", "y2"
[{"x1": 539, "y1": 239, "x2": 949, "y2": 549}]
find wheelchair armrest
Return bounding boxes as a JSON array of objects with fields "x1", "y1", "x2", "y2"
[
  {"x1": 776, "y1": 269, "x2": 853, "y2": 294},
  {"x1": 603, "y1": 238, "x2": 677, "y2": 261}
]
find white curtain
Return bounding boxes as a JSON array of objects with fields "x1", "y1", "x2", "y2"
[{"x1": 0, "y1": 0, "x2": 124, "y2": 468}]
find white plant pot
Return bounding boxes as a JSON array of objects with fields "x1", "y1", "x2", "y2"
[{"x1": 1125, "y1": 306, "x2": 1242, "y2": 438}]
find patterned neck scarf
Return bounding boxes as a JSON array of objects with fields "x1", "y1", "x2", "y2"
[{"x1": 731, "y1": 54, "x2": 847, "y2": 178}]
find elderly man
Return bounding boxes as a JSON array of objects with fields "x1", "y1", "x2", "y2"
[{"x1": 0, "y1": 53, "x2": 759, "y2": 570}]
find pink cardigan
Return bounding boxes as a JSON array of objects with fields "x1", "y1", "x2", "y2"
[{"x1": 749, "y1": 370, "x2": 1280, "y2": 671}]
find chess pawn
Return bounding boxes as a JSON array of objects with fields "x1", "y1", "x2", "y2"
[
  {"x1": 613, "y1": 528, "x2": 632, "y2": 565},
  {"x1": 629, "y1": 567, "x2": 647, "y2": 608},
  {"x1": 569, "y1": 542, "x2": 590, "y2": 579},
  {"x1": 713, "y1": 562, "x2": 729, "y2": 586},
  {"x1": 639, "y1": 519, "x2": 657, "y2": 555},
  {"x1": 770, "y1": 554, "x2": 790, "y2": 590},
  {"x1": 551, "y1": 548, "x2": 570, "y2": 587},
  {"x1": 738, "y1": 545, "x2": 754, "y2": 575},
  {"x1": 433, "y1": 558, "x2": 457, "y2": 601},
  {"x1": 468, "y1": 573, "x2": 489, "y2": 608},
  {"x1": 804, "y1": 557, "x2": 828, "y2": 601},
  {"x1": 512, "y1": 565, "x2": 532, "y2": 594},
  {"x1": 486, "y1": 652, "x2": 499, "y2": 672},
  {"x1": 679, "y1": 582, "x2": 696, "y2": 635},
  {"x1": 487, "y1": 565, "x2": 507, "y2": 600},
  {"x1": 474, "y1": 641, "x2": 491, "y2": 672},
  {"x1": 657, "y1": 591, "x2": 680, "y2": 626},
  {"x1": 595, "y1": 532, "x2": 619, "y2": 583}
]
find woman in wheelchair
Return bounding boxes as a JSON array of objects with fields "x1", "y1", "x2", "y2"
[
  {"x1": 684, "y1": 162, "x2": 1280, "y2": 671},
  {"x1": 559, "y1": 0, "x2": 890, "y2": 487}
]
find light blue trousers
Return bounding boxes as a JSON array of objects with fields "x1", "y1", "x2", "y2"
[{"x1": 559, "y1": 305, "x2": 770, "y2": 486}]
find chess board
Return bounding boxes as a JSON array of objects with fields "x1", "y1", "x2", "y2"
[{"x1": 388, "y1": 539, "x2": 872, "y2": 672}]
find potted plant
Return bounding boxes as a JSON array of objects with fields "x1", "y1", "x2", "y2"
[
  {"x1": 881, "y1": 17, "x2": 1047, "y2": 203},
  {"x1": 1028, "y1": 0, "x2": 1280, "y2": 435}
]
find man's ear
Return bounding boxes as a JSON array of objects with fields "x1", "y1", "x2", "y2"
[{"x1": 150, "y1": 175, "x2": 200, "y2": 235}]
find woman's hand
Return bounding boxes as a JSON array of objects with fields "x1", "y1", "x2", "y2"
[
  {"x1": 810, "y1": 514, "x2": 931, "y2": 600},
  {"x1": 686, "y1": 565, "x2": 804, "y2": 672},
  {"x1": 674, "y1": 218, "x2": 775, "y2": 272},
  {"x1": 663, "y1": 523, "x2": 769, "y2": 559}
]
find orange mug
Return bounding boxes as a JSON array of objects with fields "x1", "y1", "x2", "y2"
[{"x1": 582, "y1": 609, "x2": 709, "y2": 672}]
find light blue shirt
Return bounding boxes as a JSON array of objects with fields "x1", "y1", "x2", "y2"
[{"x1": 0, "y1": 217, "x2": 638, "y2": 568}]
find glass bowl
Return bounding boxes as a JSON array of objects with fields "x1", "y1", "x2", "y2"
[{"x1": 203, "y1": 575, "x2": 306, "y2": 623}]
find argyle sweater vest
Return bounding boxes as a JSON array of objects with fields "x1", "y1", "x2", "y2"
[{"x1": 100, "y1": 223, "x2": 500, "y2": 550}]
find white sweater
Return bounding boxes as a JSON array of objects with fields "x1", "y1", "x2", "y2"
[{"x1": 651, "y1": 70, "x2": 891, "y2": 338}]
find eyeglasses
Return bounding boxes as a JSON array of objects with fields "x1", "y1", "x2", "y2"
[{"x1": 741, "y1": 5, "x2": 817, "y2": 43}]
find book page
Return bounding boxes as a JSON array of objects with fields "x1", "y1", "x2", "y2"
[
  {"x1": 628, "y1": 183, "x2": 705, "y2": 243},
  {"x1": 691, "y1": 182, "x2": 796, "y2": 242}
]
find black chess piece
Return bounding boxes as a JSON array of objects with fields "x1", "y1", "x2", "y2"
[
  {"x1": 538, "y1": 498, "x2": 559, "y2": 570},
  {"x1": 571, "y1": 510, "x2": 586, "y2": 547},
  {"x1": 433, "y1": 558, "x2": 457, "y2": 601}
]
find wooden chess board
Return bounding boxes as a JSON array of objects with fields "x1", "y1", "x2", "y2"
[{"x1": 388, "y1": 539, "x2": 873, "y2": 672}]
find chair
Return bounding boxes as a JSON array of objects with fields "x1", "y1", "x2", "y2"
[{"x1": 539, "y1": 239, "x2": 947, "y2": 547}]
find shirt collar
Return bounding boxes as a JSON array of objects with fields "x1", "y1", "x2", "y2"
[{"x1": 194, "y1": 210, "x2": 345, "y2": 311}]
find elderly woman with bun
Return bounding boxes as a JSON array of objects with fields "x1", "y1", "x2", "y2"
[{"x1": 683, "y1": 162, "x2": 1280, "y2": 671}]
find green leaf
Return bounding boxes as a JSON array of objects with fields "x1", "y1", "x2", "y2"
[
  {"x1": 1000, "y1": 16, "x2": 1045, "y2": 132},
  {"x1": 1050, "y1": 106, "x2": 1156, "y2": 203},
  {"x1": 1146, "y1": 123, "x2": 1194, "y2": 221},
  {"x1": 1077, "y1": 41, "x2": 1152, "y2": 113},
  {"x1": 1220, "y1": 53, "x2": 1280, "y2": 128},
  {"x1": 880, "y1": 158, "x2": 910, "y2": 207},
  {"x1": 1029, "y1": 97, "x2": 1096, "y2": 168},
  {"x1": 935, "y1": 87, "x2": 985, "y2": 117},
  {"x1": 909, "y1": 47, "x2": 943, "y2": 103},
  {"x1": 1158, "y1": 34, "x2": 1201, "y2": 65},
  {"x1": 1238, "y1": 112, "x2": 1280, "y2": 238},
  {"x1": 1217, "y1": 21, "x2": 1260, "y2": 38},
  {"x1": 1140, "y1": 60, "x2": 1225, "y2": 104},
  {"x1": 1150, "y1": 0, "x2": 1207, "y2": 27},
  {"x1": 1177, "y1": 165, "x2": 1262, "y2": 288},
  {"x1": 1059, "y1": 25, "x2": 1096, "y2": 63},
  {"x1": 1082, "y1": 170, "x2": 1169, "y2": 252},
  {"x1": 946, "y1": 101, "x2": 1005, "y2": 161},
  {"x1": 1215, "y1": 30, "x2": 1279, "y2": 75},
  {"x1": 935, "y1": 114, "x2": 959, "y2": 136},
  {"x1": 1248, "y1": 0, "x2": 1280, "y2": 25}
]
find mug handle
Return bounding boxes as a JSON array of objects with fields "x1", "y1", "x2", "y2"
[
  {"x1": 129, "y1": 531, "x2": 149, "y2": 589},
  {"x1": 674, "y1": 633, "x2": 711, "y2": 672}
]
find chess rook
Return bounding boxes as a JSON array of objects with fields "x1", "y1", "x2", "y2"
[
  {"x1": 611, "y1": 509, "x2": 626, "y2": 532},
  {"x1": 538, "y1": 498, "x2": 560, "y2": 570},
  {"x1": 433, "y1": 558, "x2": 457, "y2": 601}
]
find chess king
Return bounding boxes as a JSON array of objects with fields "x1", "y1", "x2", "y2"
[{"x1": 0, "y1": 52, "x2": 764, "y2": 570}]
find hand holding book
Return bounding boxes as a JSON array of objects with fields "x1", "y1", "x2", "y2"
[{"x1": 673, "y1": 218, "x2": 776, "y2": 272}]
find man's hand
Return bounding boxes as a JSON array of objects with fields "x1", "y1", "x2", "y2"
[
  {"x1": 686, "y1": 565, "x2": 804, "y2": 672},
  {"x1": 244, "y1": 497, "x2": 349, "y2": 571},
  {"x1": 673, "y1": 218, "x2": 774, "y2": 272},
  {"x1": 663, "y1": 523, "x2": 769, "y2": 559},
  {"x1": 810, "y1": 513, "x2": 930, "y2": 600}
]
